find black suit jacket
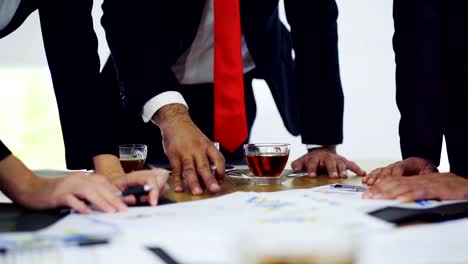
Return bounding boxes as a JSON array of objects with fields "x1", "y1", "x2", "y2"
[
  {"x1": 102, "y1": 0, "x2": 344, "y2": 146},
  {"x1": 0, "y1": 141, "x2": 10, "y2": 162},
  {"x1": 393, "y1": 0, "x2": 468, "y2": 177},
  {"x1": 0, "y1": 0, "x2": 119, "y2": 169}
]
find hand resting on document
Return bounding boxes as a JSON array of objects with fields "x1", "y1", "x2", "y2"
[
  {"x1": 362, "y1": 157, "x2": 437, "y2": 186},
  {"x1": 364, "y1": 172, "x2": 468, "y2": 201}
]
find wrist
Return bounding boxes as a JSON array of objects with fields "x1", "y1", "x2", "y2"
[
  {"x1": 406, "y1": 157, "x2": 438, "y2": 171},
  {"x1": 407, "y1": 157, "x2": 436, "y2": 165},
  {"x1": 153, "y1": 104, "x2": 192, "y2": 131},
  {"x1": 93, "y1": 154, "x2": 125, "y2": 180},
  {"x1": 16, "y1": 173, "x2": 50, "y2": 207},
  {"x1": 142, "y1": 92, "x2": 188, "y2": 123},
  {"x1": 409, "y1": 157, "x2": 433, "y2": 162},
  {"x1": 308, "y1": 145, "x2": 337, "y2": 153},
  {"x1": 0, "y1": 156, "x2": 40, "y2": 204}
]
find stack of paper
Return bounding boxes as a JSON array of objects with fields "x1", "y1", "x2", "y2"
[
  {"x1": 39, "y1": 186, "x2": 398, "y2": 263},
  {"x1": 5, "y1": 184, "x2": 466, "y2": 263},
  {"x1": 357, "y1": 218, "x2": 468, "y2": 264}
]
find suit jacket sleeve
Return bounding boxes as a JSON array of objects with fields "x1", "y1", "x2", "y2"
[
  {"x1": 38, "y1": 0, "x2": 119, "y2": 169},
  {"x1": 393, "y1": 0, "x2": 444, "y2": 165},
  {"x1": 284, "y1": 0, "x2": 344, "y2": 145},
  {"x1": 0, "y1": 140, "x2": 11, "y2": 162},
  {"x1": 101, "y1": 1, "x2": 205, "y2": 115}
]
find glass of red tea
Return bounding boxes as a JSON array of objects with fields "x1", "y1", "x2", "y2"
[
  {"x1": 243, "y1": 143, "x2": 290, "y2": 177},
  {"x1": 119, "y1": 144, "x2": 148, "y2": 173}
]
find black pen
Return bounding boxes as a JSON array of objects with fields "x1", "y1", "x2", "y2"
[
  {"x1": 330, "y1": 183, "x2": 368, "y2": 192},
  {"x1": 118, "y1": 185, "x2": 153, "y2": 197},
  {"x1": 147, "y1": 247, "x2": 181, "y2": 264}
]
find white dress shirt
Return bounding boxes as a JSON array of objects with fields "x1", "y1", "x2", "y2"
[
  {"x1": 0, "y1": 0, "x2": 21, "y2": 31},
  {"x1": 141, "y1": 0, "x2": 255, "y2": 123},
  {"x1": 141, "y1": 0, "x2": 329, "y2": 149}
]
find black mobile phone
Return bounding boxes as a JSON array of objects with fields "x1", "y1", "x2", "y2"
[{"x1": 369, "y1": 201, "x2": 468, "y2": 224}]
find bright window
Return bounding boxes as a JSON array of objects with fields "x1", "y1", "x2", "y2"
[{"x1": 0, "y1": 68, "x2": 65, "y2": 169}]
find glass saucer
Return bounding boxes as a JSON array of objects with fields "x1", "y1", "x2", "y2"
[{"x1": 227, "y1": 169, "x2": 306, "y2": 185}]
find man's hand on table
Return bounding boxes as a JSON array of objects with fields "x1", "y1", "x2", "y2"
[
  {"x1": 153, "y1": 104, "x2": 225, "y2": 195},
  {"x1": 291, "y1": 146, "x2": 365, "y2": 179},
  {"x1": 362, "y1": 157, "x2": 437, "y2": 186},
  {"x1": 363, "y1": 172, "x2": 468, "y2": 201}
]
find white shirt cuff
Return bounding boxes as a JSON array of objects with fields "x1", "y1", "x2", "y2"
[
  {"x1": 141, "y1": 91, "x2": 188, "y2": 123},
  {"x1": 306, "y1": 144, "x2": 336, "y2": 150}
]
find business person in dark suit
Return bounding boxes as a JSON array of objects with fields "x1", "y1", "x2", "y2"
[
  {"x1": 363, "y1": 1, "x2": 468, "y2": 200},
  {"x1": 0, "y1": 0, "x2": 169, "y2": 211},
  {"x1": 101, "y1": 0, "x2": 365, "y2": 195},
  {"x1": 0, "y1": 0, "x2": 127, "y2": 177}
]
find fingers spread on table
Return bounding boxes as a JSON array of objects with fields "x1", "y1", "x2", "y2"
[
  {"x1": 324, "y1": 159, "x2": 339, "y2": 179},
  {"x1": 170, "y1": 159, "x2": 184, "y2": 193},
  {"x1": 207, "y1": 146, "x2": 225, "y2": 185},
  {"x1": 182, "y1": 158, "x2": 203, "y2": 195},
  {"x1": 195, "y1": 155, "x2": 220, "y2": 193},
  {"x1": 337, "y1": 160, "x2": 348, "y2": 178},
  {"x1": 291, "y1": 157, "x2": 305, "y2": 172},
  {"x1": 305, "y1": 158, "x2": 320, "y2": 178},
  {"x1": 346, "y1": 160, "x2": 366, "y2": 176}
]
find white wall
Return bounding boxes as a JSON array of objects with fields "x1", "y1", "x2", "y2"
[
  {"x1": 0, "y1": 13, "x2": 45, "y2": 67},
  {"x1": 0, "y1": 0, "x2": 449, "y2": 170},
  {"x1": 251, "y1": 0, "x2": 400, "y2": 163}
]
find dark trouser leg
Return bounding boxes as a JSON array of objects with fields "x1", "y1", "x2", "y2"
[
  {"x1": 443, "y1": 1, "x2": 468, "y2": 178},
  {"x1": 393, "y1": 0, "x2": 444, "y2": 164}
]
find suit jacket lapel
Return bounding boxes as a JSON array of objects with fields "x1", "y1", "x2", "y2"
[{"x1": 176, "y1": 0, "x2": 206, "y2": 54}]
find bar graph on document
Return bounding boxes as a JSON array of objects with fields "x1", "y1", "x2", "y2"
[{"x1": 82, "y1": 189, "x2": 395, "y2": 235}]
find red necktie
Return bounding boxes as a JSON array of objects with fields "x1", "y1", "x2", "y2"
[{"x1": 214, "y1": 0, "x2": 248, "y2": 152}]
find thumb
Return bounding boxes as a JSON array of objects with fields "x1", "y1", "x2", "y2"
[
  {"x1": 291, "y1": 157, "x2": 305, "y2": 171},
  {"x1": 152, "y1": 168, "x2": 170, "y2": 191}
]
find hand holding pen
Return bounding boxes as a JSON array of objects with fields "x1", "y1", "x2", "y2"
[{"x1": 114, "y1": 169, "x2": 170, "y2": 206}]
